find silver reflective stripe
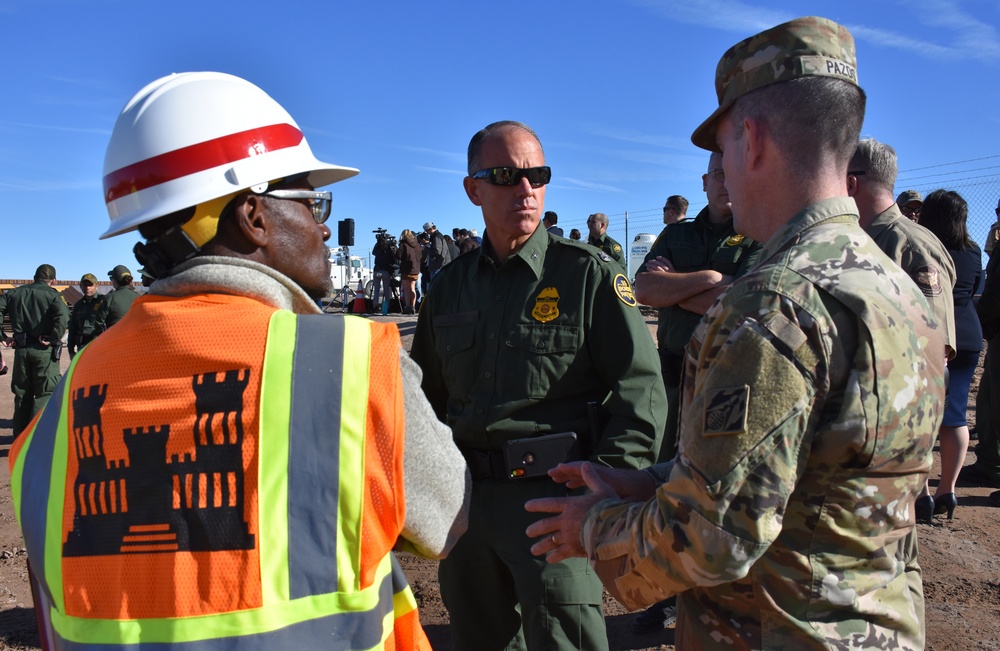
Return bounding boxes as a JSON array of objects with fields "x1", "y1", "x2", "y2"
[{"x1": 287, "y1": 315, "x2": 345, "y2": 598}]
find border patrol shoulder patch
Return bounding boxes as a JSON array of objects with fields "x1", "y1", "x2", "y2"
[{"x1": 613, "y1": 274, "x2": 637, "y2": 307}]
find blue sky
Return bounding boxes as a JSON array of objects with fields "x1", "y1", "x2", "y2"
[{"x1": 2, "y1": 0, "x2": 999, "y2": 282}]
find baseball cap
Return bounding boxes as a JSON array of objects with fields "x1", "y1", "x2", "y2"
[
  {"x1": 896, "y1": 189, "x2": 923, "y2": 206},
  {"x1": 422, "y1": 221, "x2": 435, "y2": 232},
  {"x1": 691, "y1": 16, "x2": 859, "y2": 152},
  {"x1": 34, "y1": 264, "x2": 56, "y2": 280},
  {"x1": 108, "y1": 264, "x2": 133, "y2": 282},
  {"x1": 80, "y1": 273, "x2": 99, "y2": 285}
]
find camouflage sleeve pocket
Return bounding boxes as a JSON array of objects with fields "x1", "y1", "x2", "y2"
[{"x1": 682, "y1": 316, "x2": 815, "y2": 493}]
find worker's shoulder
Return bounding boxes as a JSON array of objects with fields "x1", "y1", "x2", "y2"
[{"x1": 549, "y1": 236, "x2": 619, "y2": 268}]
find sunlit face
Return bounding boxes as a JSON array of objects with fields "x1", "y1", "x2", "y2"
[
  {"x1": 81, "y1": 281, "x2": 97, "y2": 298},
  {"x1": 464, "y1": 127, "x2": 546, "y2": 248},
  {"x1": 702, "y1": 152, "x2": 732, "y2": 221},
  {"x1": 586, "y1": 215, "x2": 606, "y2": 239},
  {"x1": 715, "y1": 111, "x2": 755, "y2": 239},
  {"x1": 264, "y1": 180, "x2": 333, "y2": 299}
]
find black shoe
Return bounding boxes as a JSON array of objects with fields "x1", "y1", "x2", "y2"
[
  {"x1": 632, "y1": 600, "x2": 678, "y2": 634},
  {"x1": 933, "y1": 492, "x2": 958, "y2": 520},
  {"x1": 959, "y1": 464, "x2": 1000, "y2": 488},
  {"x1": 989, "y1": 490, "x2": 1000, "y2": 507},
  {"x1": 915, "y1": 495, "x2": 935, "y2": 524}
]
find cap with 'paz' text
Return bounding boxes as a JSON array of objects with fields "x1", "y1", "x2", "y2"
[{"x1": 691, "y1": 16, "x2": 859, "y2": 152}]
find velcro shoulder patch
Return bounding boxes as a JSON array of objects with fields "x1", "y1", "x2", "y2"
[{"x1": 703, "y1": 385, "x2": 749, "y2": 436}]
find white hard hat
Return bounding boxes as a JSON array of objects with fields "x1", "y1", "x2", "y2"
[{"x1": 101, "y1": 71, "x2": 359, "y2": 239}]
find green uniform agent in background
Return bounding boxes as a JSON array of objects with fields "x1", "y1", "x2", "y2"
[
  {"x1": 525, "y1": 17, "x2": 945, "y2": 651},
  {"x1": 67, "y1": 273, "x2": 106, "y2": 358},
  {"x1": 410, "y1": 121, "x2": 665, "y2": 651},
  {"x1": 101, "y1": 264, "x2": 140, "y2": 328},
  {"x1": 636, "y1": 160, "x2": 762, "y2": 461},
  {"x1": 0, "y1": 263, "x2": 69, "y2": 436},
  {"x1": 585, "y1": 212, "x2": 626, "y2": 269}
]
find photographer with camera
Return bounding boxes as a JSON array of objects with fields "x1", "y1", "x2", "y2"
[{"x1": 372, "y1": 228, "x2": 397, "y2": 313}]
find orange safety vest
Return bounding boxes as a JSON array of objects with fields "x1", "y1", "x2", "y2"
[{"x1": 10, "y1": 293, "x2": 430, "y2": 650}]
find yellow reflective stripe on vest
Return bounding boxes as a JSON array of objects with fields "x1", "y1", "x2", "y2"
[{"x1": 258, "y1": 309, "x2": 295, "y2": 605}]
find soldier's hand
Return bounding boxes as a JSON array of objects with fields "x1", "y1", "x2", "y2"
[
  {"x1": 525, "y1": 462, "x2": 619, "y2": 563},
  {"x1": 37, "y1": 335, "x2": 51, "y2": 347},
  {"x1": 547, "y1": 461, "x2": 657, "y2": 501},
  {"x1": 645, "y1": 256, "x2": 675, "y2": 273}
]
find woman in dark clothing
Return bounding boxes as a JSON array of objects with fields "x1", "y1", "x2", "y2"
[
  {"x1": 397, "y1": 229, "x2": 423, "y2": 315},
  {"x1": 919, "y1": 189, "x2": 983, "y2": 518}
]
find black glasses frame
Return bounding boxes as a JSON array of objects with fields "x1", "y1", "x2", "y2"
[{"x1": 471, "y1": 166, "x2": 551, "y2": 187}]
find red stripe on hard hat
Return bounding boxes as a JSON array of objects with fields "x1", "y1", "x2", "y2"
[{"x1": 103, "y1": 123, "x2": 304, "y2": 204}]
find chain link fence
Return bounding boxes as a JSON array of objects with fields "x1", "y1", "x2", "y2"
[{"x1": 603, "y1": 156, "x2": 1000, "y2": 276}]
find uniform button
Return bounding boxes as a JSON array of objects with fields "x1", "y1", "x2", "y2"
[
  {"x1": 495, "y1": 295, "x2": 502, "y2": 301},
  {"x1": 485, "y1": 371, "x2": 492, "y2": 378},
  {"x1": 489, "y1": 333, "x2": 496, "y2": 340},
  {"x1": 446, "y1": 345, "x2": 452, "y2": 351},
  {"x1": 536, "y1": 341, "x2": 545, "y2": 349},
  {"x1": 476, "y1": 408, "x2": 484, "y2": 415}
]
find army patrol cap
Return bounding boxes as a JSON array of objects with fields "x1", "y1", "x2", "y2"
[
  {"x1": 896, "y1": 189, "x2": 923, "y2": 206},
  {"x1": 691, "y1": 16, "x2": 859, "y2": 152},
  {"x1": 34, "y1": 264, "x2": 56, "y2": 280},
  {"x1": 80, "y1": 273, "x2": 99, "y2": 286},
  {"x1": 108, "y1": 264, "x2": 133, "y2": 282}
]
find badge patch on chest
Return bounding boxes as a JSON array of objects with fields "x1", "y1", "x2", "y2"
[
  {"x1": 532, "y1": 287, "x2": 560, "y2": 323},
  {"x1": 703, "y1": 385, "x2": 749, "y2": 436},
  {"x1": 725, "y1": 234, "x2": 745, "y2": 246},
  {"x1": 613, "y1": 274, "x2": 637, "y2": 307}
]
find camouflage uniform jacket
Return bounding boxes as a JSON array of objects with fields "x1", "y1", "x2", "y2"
[
  {"x1": 581, "y1": 197, "x2": 945, "y2": 650},
  {"x1": 867, "y1": 202, "x2": 956, "y2": 356}
]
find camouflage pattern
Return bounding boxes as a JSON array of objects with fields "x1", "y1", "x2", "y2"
[
  {"x1": 581, "y1": 198, "x2": 945, "y2": 650},
  {"x1": 867, "y1": 202, "x2": 956, "y2": 354},
  {"x1": 895, "y1": 189, "x2": 923, "y2": 207},
  {"x1": 692, "y1": 16, "x2": 858, "y2": 151}
]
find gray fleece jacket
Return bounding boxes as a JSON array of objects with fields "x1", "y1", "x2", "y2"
[{"x1": 151, "y1": 256, "x2": 470, "y2": 559}]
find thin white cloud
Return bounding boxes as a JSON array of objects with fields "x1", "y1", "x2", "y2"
[
  {"x1": 0, "y1": 178, "x2": 99, "y2": 192},
  {"x1": 580, "y1": 124, "x2": 690, "y2": 150},
  {"x1": 555, "y1": 177, "x2": 627, "y2": 193},
  {"x1": 414, "y1": 165, "x2": 466, "y2": 177},
  {"x1": 396, "y1": 145, "x2": 465, "y2": 163},
  {"x1": 629, "y1": 0, "x2": 1000, "y2": 62}
]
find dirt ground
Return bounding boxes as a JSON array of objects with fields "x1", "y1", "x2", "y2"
[{"x1": 2, "y1": 311, "x2": 1000, "y2": 650}]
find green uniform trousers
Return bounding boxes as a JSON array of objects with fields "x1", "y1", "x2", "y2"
[
  {"x1": 439, "y1": 478, "x2": 607, "y2": 651},
  {"x1": 975, "y1": 339, "x2": 1000, "y2": 479},
  {"x1": 10, "y1": 344, "x2": 61, "y2": 436}
]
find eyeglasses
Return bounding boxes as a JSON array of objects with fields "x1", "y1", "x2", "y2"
[
  {"x1": 900, "y1": 205, "x2": 921, "y2": 217},
  {"x1": 663, "y1": 206, "x2": 677, "y2": 213},
  {"x1": 471, "y1": 166, "x2": 551, "y2": 187},
  {"x1": 706, "y1": 168, "x2": 725, "y2": 183},
  {"x1": 261, "y1": 189, "x2": 333, "y2": 224}
]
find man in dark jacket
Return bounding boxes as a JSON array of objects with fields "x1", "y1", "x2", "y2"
[{"x1": 0, "y1": 263, "x2": 69, "y2": 435}]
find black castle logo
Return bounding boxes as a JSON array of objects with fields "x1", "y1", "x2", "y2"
[{"x1": 63, "y1": 369, "x2": 255, "y2": 556}]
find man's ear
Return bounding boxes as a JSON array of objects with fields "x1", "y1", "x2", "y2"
[
  {"x1": 743, "y1": 116, "x2": 766, "y2": 171},
  {"x1": 229, "y1": 193, "x2": 270, "y2": 249},
  {"x1": 464, "y1": 177, "x2": 483, "y2": 206}
]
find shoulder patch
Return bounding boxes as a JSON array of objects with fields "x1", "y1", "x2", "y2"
[
  {"x1": 725, "y1": 234, "x2": 745, "y2": 246},
  {"x1": 703, "y1": 385, "x2": 749, "y2": 436},
  {"x1": 913, "y1": 265, "x2": 943, "y2": 296},
  {"x1": 599, "y1": 251, "x2": 612, "y2": 263},
  {"x1": 612, "y1": 274, "x2": 637, "y2": 307}
]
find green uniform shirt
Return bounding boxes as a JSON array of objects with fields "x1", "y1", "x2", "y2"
[
  {"x1": 867, "y1": 203, "x2": 956, "y2": 355},
  {"x1": 582, "y1": 197, "x2": 945, "y2": 650},
  {"x1": 101, "y1": 285, "x2": 139, "y2": 328},
  {"x1": 0, "y1": 280, "x2": 69, "y2": 341},
  {"x1": 640, "y1": 207, "x2": 762, "y2": 356},
  {"x1": 410, "y1": 225, "x2": 665, "y2": 470},
  {"x1": 68, "y1": 294, "x2": 106, "y2": 350},
  {"x1": 587, "y1": 233, "x2": 626, "y2": 269}
]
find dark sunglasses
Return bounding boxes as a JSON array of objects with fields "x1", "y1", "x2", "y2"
[
  {"x1": 261, "y1": 189, "x2": 333, "y2": 224},
  {"x1": 471, "y1": 166, "x2": 551, "y2": 187}
]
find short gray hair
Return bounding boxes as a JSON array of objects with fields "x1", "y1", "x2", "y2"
[
  {"x1": 849, "y1": 137, "x2": 898, "y2": 193},
  {"x1": 467, "y1": 121, "x2": 543, "y2": 176}
]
